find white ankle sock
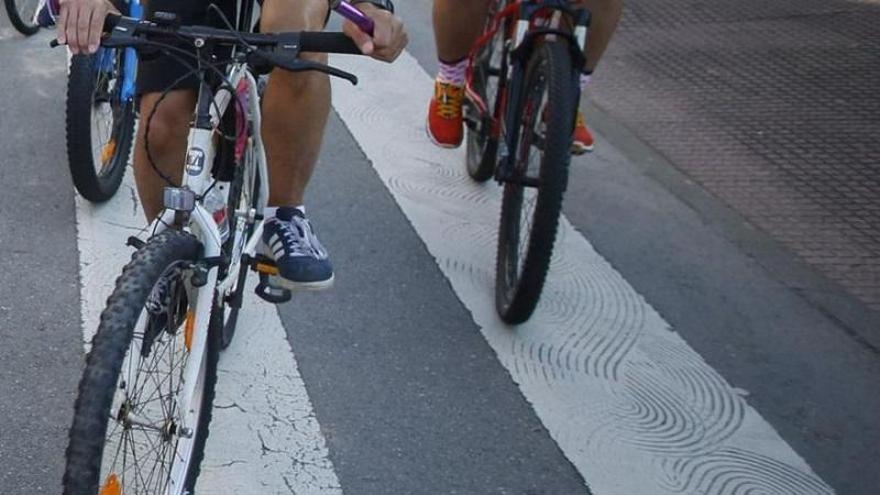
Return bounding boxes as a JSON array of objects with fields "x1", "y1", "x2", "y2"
[
  {"x1": 580, "y1": 73, "x2": 592, "y2": 91},
  {"x1": 264, "y1": 205, "x2": 305, "y2": 219}
]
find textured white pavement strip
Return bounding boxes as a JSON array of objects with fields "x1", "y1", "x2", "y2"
[
  {"x1": 75, "y1": 171, "x2": 341, "y2": 493},
  {"x1": 330, "y1": 52, "x2": 834, "y2": 494}
]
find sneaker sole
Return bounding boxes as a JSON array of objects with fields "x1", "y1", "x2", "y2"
[
  {"x1": 257, "y1": 242, "x2": 335, "y2": 292},
  {"x1": 268, "y1": 273, "x2": 335, "y2": 292},
  {"x1": 571, "y1": 141, "x2": 594, "y2": 155},
  {"x1": 425, "y1": 115, "x2": 463, "y2": 149}
]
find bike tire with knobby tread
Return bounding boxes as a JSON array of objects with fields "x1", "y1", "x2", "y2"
[
  {"x1": 495, "y1": 41, "x2": 576, "y2": 324},
  {"x1": 4, "y1": 0, "x2": 41, "y2": 36},
  {"x1": 63, "y1": 230, "x2": 218, "y2": 494},
  {"x1": 66, "y1": 53, "x2": 135, "y2": 203}
]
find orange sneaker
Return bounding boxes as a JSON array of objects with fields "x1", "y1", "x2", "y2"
[
  {"x1": 427, "y1": 79, "x2": 465, "y2": 148},
  {"x1": 572, "y1": 110, "x2": 594, "y2": 154}
]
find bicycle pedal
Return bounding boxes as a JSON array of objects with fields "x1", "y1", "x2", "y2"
[
  {"x1": 248, "y1": 254, "x2": 279, "y2": 275},
  {"x1": 255, "y1": 273, "x2": 291, "y2": 304}
]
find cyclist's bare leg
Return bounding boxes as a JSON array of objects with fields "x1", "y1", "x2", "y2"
[
  {"x1": 581, "y1": 0, "x2": 623, "y2": 72},
  {"x1": 133, "y1": 90, "x2": 197, "y2": 221},
  {"x1": 130, "y1": 1, "x2": 337, "y2": 220},
  {"x1": 432, "y1": 0, "x2": 488, "y2": 63},
  {"x1": 260, "y1": 0, "x2": 331, "y2": 208}
]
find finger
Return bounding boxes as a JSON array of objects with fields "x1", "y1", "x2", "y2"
[
  {"x1": 342, "y1": 19, "x2": 374, "y2": 55},
  {"x1": 370, "y1": 12, "x2": 391, "y2": 50},
  {"x1": 57, "y1": 2, "x2": 69, "y2": 43},
  {"x1": 76, "y1": 4, "x2": 91, "y2": 53},
  {"x1": 377, "y1": 21, "x2": 406, "y2": 62},
  {"x1": 65, "y1": 5, "x2": 80, "y2": 53},
  {"x1": 369, "y1": 18, "x2": 394, "y2": 61},
  {"x1": 87, "y1": 5, "x2": 105, "y2": 54}
]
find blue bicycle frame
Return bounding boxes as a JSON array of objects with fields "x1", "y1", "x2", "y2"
[{"x1": 97, "y1": 0, "x2": 142, "y2": 104}]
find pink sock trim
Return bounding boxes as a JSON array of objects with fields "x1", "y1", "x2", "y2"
[{"x1": 437, "y1": 58, "x2": 468, "y2": 86}]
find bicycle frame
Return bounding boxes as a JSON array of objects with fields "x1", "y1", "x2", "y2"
[
  {"x1": 466, "y1": 0, "x2": 590, "y2": 183},
  {"x1": 152, "y1": 60, "x2": 269, "y2": 436},
  {"x1": 95, "y1": 0, "x2": 142, "y2": 104}
]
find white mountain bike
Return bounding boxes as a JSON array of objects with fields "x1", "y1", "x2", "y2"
[{"x1": 59, "y1": 7, "x2": 364, "y2": 494}]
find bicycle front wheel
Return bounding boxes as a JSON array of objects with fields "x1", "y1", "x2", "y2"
[
  {"x1": 67, "y1": 50, "x2": 136, "y2": 203},
  {"x1": 495, "y1": 41, "x2": 577, "y2": 324},
  {"x1": 64, "y1": 231, "x2": 219, "y2": 494},
  {"x1": 4, "y1": 0, "x2": 43, "y2": 36}
]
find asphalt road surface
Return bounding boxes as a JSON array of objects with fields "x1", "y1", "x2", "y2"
[{"x1": 0, "y1": 2, "x2": 877, "y2": 494}]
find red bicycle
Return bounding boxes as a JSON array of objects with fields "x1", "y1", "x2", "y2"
[{"x1": 464, "y1": 0, "x2": 590, "y2": 323}]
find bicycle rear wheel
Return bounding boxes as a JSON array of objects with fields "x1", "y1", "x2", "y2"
[
  {"x1": 4, "y1": 0, "x2": 43, "y2": 36},
  {"x1": 495, "y1": 41, "x2": 577, "y2": 324},
  {"x1": 213, "y1": 100, "x2": 262, "y2": 350},
  {"x1": 464, "y1": 8, "x2": 506, "y2": 182},
  {"x1": 67, "y1": 50, "x2": 136, "y2": 203},
  {"x1": 63, "y1": 231, "x2": 219, "y2": 494}
]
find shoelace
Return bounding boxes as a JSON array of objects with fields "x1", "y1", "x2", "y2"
[
  {"x1": 275, "y1": 217, "x2": 326, "y2": 259},
  {"x1": 435, "y1": 82, "x2": 464, "y2": 120},
  {"x1": 575, "y1": 111, "x2": 586, "y2": 130}
]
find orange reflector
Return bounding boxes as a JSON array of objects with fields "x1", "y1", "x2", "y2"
[
  {"x1": 100, "y1": 474, "x2": 121, "y2": 495},
  {"x1": 184, "y1": 310, "x2": 195, "y2": 351},
  {"x1": 256, "y1": 263, "x2": 279, "y2": 275},
  {"x1": 100, "y1": 139, "x2": 117, "y2": 166}
]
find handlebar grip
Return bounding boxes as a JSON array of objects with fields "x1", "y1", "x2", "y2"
[
  {"x1": 300, "y1": 32, "x2": 362, "y2": 55},
  {"x1": 333, "y1": 1, "x2": 375, "y2": 36},
  {"x1": 50, "y1": 13, "x2": 122, "y2": 48}
]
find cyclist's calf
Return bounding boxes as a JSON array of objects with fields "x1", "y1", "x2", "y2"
[{"x1": 134, "y1": 90, "x2": 198, "y2": 220}]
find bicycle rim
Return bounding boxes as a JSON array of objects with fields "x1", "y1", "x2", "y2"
[
  {"x1": 464, "y1": 9, "x2": 506, "y2": 182},
  {"x1": 90, "y1": 50, "x2": 134, "y2": 181},
  {"x1": 99, "y1": 268, "x2": 204, "y2": 493},
  {"x1": 218, "y1": 123, "x2": 260, "y2": 349}
]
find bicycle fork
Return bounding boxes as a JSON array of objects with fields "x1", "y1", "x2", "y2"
[{"x1": 495, "y1": 3, "x2": 590, "y2": 186}]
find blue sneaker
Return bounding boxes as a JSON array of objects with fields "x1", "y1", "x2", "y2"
[{"x1": 259, "y1": 207, "x2": 334, "y2": 290}]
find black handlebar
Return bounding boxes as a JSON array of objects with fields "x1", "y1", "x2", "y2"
[
  {"x1": 300, "y1": 32, "x2": 361, "y2": 55},
  {"x1": 106, "y1": 13, "x2": 361, "y2": 53},
  {"x1": 51, "y1": 13, "x2": 363, "y2": 80}
]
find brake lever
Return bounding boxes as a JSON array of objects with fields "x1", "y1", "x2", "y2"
[
  {"x1": 248, "y1": 50, "x2": 358, "y2": 85},
  {"x1": 292, "y1": 58, "x2": 359, "y2": 85}
]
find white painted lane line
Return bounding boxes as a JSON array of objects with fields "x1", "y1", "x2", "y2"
[
  {"x1": 198, "y1": 276, "x2": 341, "y2": 494},
  {"x1": 330, "y1": 51, "x2": 833, "y2": 494},
  {"x1": 75, "y1": 170, "x2": 341, "y2": 492}
]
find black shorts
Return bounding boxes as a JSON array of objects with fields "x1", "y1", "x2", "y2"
[{"x1": 136, "y1": 0, "x2": 237, "y2": 95}]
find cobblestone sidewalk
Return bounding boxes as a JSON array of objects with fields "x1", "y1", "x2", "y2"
[{"x1": 589, "y1": 0, "x2": 880, "y2": 309}]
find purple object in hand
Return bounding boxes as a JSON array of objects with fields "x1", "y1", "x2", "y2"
[{"x1": 330, "y1": 0, "x2": 375, "y2": 36}]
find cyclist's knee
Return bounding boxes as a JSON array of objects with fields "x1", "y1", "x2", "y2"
[
  {"x1": 138, "y1": 91, "x2": 194, "y2": 155},
  {"x1": 260, "y1": 0, "x2": 327, "y2": 33},
  {"x1": 259, "y1": 0, "x2": 331, "y2": 95}
]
